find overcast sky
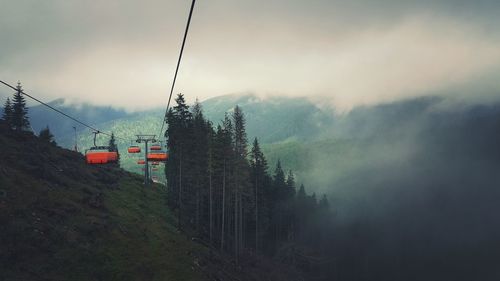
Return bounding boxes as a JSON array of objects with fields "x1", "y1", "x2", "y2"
[{"x1": 1, "y1": 0, "x2": 500, "y2": 111}]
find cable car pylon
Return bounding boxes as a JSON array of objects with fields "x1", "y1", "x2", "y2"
[{"x1": 135, "y1": 134, "x2": 157, "y2": 186}]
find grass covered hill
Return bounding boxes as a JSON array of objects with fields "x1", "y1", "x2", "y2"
[
  {"x1": 0, "y1": 121, "x2": 205, "y2": 280},
  {"x1": 0, "y1": 121, "x2": 305, "y2": 281}
]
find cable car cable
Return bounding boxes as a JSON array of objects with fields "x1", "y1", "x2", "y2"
[
  {"x1": 0, "y1": 79, "x2": 127, "y2": 141},
  {"x1": 158, "y1": 0, "x2": 196, "y2": 138}
]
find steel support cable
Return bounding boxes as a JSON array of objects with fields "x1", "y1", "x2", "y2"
[
  {"x1": 158, "y1": 0, "x2": 196, "y2": 138},
  {"x1": 0, "y1": 79, "x2": 127, "y2": 141}
]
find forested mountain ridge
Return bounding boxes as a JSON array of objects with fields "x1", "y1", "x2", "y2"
[
  {"x1": 3, "y1": 86, "x2": 500, "y2": 280},
  {"x1": 20, "y1": 93, "x2": 500, "y2": 194},
  {"x1": 33, "y1": 94, "x2": 334, "y2": 183},
  {"x1": 163, "y1": 94, "x2": 335, "y2": 279},
  {"x1": 16, "y1": 94, "x2": 333, "y2": 147},
  {"x1": 28, "y1": 98, "x2": 133, "y2": 137}
]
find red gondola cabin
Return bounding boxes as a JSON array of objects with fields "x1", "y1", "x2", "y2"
[
  {"x1": 150, "y1": 145, "x2": 162, "y2": 151},
  {"x1": 86, "y1": 148, "x2": 118, "y2": 164},
  {"x1": 128, "y1": 146, "x2": 141, "y2": 153},
  {"x1": 147, "y1": 152, "x2": 168, "y2": 162}
]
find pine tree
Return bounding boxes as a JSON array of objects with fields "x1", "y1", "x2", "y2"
[
  {"x1": 270, "y1": 160, "x2": 287, "y2": 250},
  {"x1": 295, "y1": 184, "x2": 309, "y2": 243},
  {"x1": 165, "y1": 94, "x2": 192, "y2": 230},
  {"x1": 319, "y1": 194, "x2": 330, "y2": 211},
  {"x1": 2, "y1": 98, "x2": 13, "y2": 126},
  {"x1": 215, "y1": 115, "x2": 234, "y2": 252},
  {"x1": 285, "y1": 170, "x2": 296, "y2": 199},
  {"x1": 190, "y1": 100, "x2": 210, "y2": 236},
  {"x1": 297, "y1": 184, "x2": 306, "y2": 202},
  {"x1": 250, "y1": 137, "x2": 270, "y2": 252},
  {"x1": 108, "y1": 132, "x2": 120, "y2": 163},
  {"x1": 11, "y1": 82, "x2": 30, "y2": 131},
  {"x1": 39, "y1": 126, "x2": 57, "y2": 145},
  {"x1": 232, "y1": 105, "x2": 250, "y2": 261},
  {"x1": 285, "y1": 170, "x2": 296, "y2": 241},
  {"x1": 273, "y1": 160, "x2": 287, "y2": 202},
  {"x1": 317, "y1": 194, "x2": 331, "y2": 251}
]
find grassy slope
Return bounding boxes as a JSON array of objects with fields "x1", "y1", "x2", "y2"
[{"x1": 0, "y1": 124, "x2": 203, "y2": 281}]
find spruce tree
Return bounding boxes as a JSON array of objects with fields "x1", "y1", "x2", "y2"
[
  {"x1": 165, "y1": 94, "x2": 192, "y2": 230},
  {"x1": 273, "y1": 160, "x2": 286, "y2": 199},
  {"x1": 285, "y1": 170, "x2": 296, "y2": 199},
  {"x1": 271, "y1": 160, "x2": 287, "y2": 247},
  {"x1": 190, "y1": 100, "x2": 210, "y2": 235},
  {"x1": 11, "y1": 82, "x2": 30, "y2": 131},
  {"x1": 231, "y1": 105, "x2": 250, "y2": 260},
  {"x1": 297, "y1": 184, "x2": 306, "y2": 202},
  {"x1": 39, "y1": 126, "x2": 56, "y2": 145},
  {"x1": 2, "y1": 98, "x2": 13, "y2": 126},
  {"x1": 108, "y1": 132, "x2": 120, "y2": 163},
  {"x1": 250, "y1": 137, "x2": 270, "y2": 252},
  {"x1": 319, "y1": 194, "x2": 330, "y2": 210},
  {"x1": 216, "y1": 114, "x2": 234, "y2": 252}
]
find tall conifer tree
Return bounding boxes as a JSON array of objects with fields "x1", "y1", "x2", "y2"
[
  {"x1": 39, "y1": 126, "x2": 57, "y2": 145},
  {"x1": 11, "y1": 82, "x2": 30, "y2": 131},
  {"x1": 250, "y1": 137, "x2": 270, "y2": 252},
  {"x1": 2, "y1": 98, "x2": 13, "y2": 126},
  {"x1": 108, "y1": 132, "x2": 120, "y2": 163}
]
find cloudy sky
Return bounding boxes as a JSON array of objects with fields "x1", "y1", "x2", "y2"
[{"x1": 1, "y1": 0, "x2": 500, "y2": 110}]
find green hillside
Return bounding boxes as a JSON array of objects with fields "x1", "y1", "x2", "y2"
[
  {"x1": 54, "y1": 94, "x2": 335, "y2": 185},
  {"x1": 49, "y1": 94, "x2": 440, "y2": 195},
  {"x1": 262, "y1": 138, "x2": 364, "y2": 193},
  {"x1": 0, "y1": 122, "x2": 205, "y2": 280}
]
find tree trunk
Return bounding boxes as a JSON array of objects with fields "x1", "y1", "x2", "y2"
[
  {"x1": 255, "y1": 175, "x2": 258, "y2": 252},
  {"x1": 220, "y1": 159, "x2": 226, "y2": 251},
  {"x1": 234, "y1": 189, "x2": 239, "y2": 262},
  {"x1": 196, "y1": 187, "x2": 200, "y2": 235},
  {"x1": 178, "y1": 148, "x2": 182, "y2": 230},
  {"x1": 209, "y1": 168, "x2": 213, "y2": 245}
]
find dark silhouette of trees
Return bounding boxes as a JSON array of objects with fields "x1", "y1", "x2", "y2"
[
  {"x1": 249, "y1": 137, "x2": 271, "y2": 253},
  {"x1": 165, "y1": 94, "x2": 193, "y2": 230},
  {"x1": 39, "y1": 126, "x2": 57, "y2": 145},
  {"x1": 164, "y1": 94, "x2": 332, "y2": 262},
  {"x1": 11, "y1": 82, "x2": 30, "y2": 131},
  {"x1": 2, "y1": 98, "x2": 13, "y2": 126},
  {"x1": 108, "y1": 132, "x2": 119, "y2": 163}
]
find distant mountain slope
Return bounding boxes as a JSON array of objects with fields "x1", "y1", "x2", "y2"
[
  {"x1": 28, "y1": 98, "x2": 134, "y2": 137},
  {"x1": 28, "y1": 94, "x2": 334, "y2": 146},
  {"x1": 15, "y1": 93, "x2": 500, "y2": 196},
  {"x1": 264, "y1": 98, "x2": 500, "y2": 193},
  {"x1": 44, "y1": 94, "x2": 335, "y2": 181},
  {"x1": 202, "y1": 94, "x2": 334, "y2": 143}
]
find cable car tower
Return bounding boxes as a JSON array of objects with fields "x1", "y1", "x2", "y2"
[{"x1": 135, "y1": 134, "x2": 157, "y2": 186}]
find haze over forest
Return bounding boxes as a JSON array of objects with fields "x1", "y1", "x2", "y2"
[{"x1": 2, "y1": 0, "x2": 500, "y2": 280}]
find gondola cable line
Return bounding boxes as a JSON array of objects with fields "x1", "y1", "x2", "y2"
[
  {"x1": 0, "y1": 79, "x2": 131, "y2": 165},
  {"x1": 0, "y1": 79, "x2": 125, "y2": 141},
  {"x1": 0, "y1": 0, "x2": 196, "y2": 171},
  {"x1": 158, "y1": 0, "x2": 196, "y2": 139}
]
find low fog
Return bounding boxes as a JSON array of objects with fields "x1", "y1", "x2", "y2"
[{"x1": 294, "y1": 96, "x2": 500, "y2": 279}]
